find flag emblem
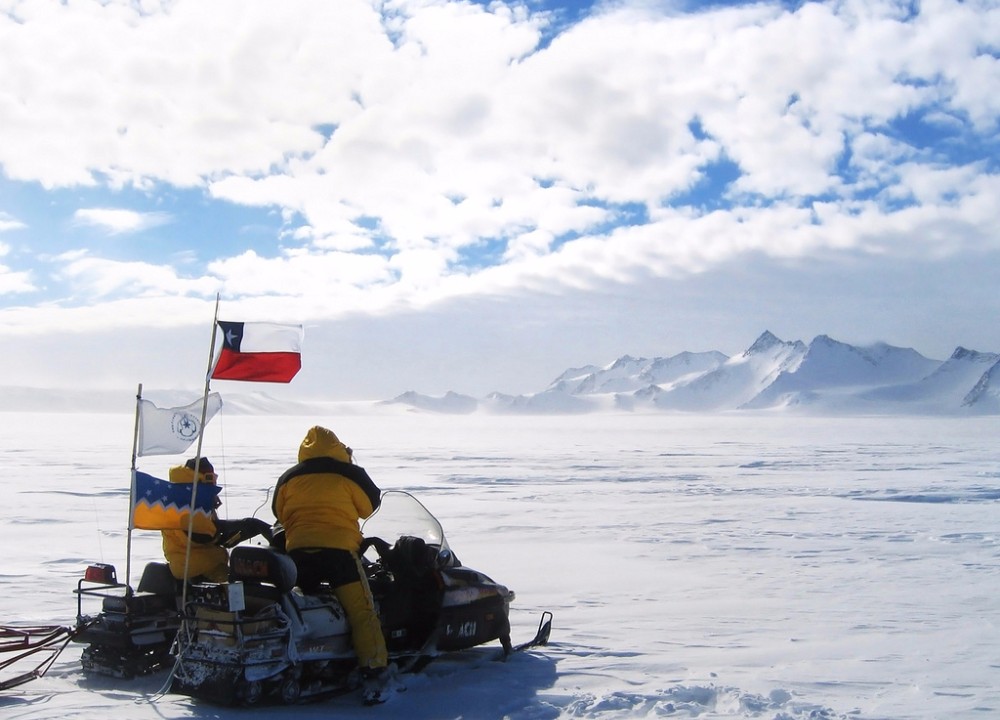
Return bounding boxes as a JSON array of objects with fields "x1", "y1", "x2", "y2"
[{"x1": 171, "y1": 411, "x2": 199, "y2": 440}]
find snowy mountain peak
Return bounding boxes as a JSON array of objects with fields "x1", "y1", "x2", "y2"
[
  {"x1": 549, "y1": 364, "x2": 603, "y2": 385},
  {"x1": 608, "y1": 354, "x2": 644, "y2": 369},
  {"x1": 949, "y1": 346, "x2": 997, "y2": 363},
  {"x1": 805, "y1": 334, "x2": 873, "y2": 365},
  {"x1": 544, "y1": 349, "x2": 730, "y2": 398},
  {"x1": 744, "y1": 330, "x2": 785, "y2": 356},
  {"x1": 740, "y1": 335, "x2": 941, "y2": 412},
  {"x1": 962, "y1": 358, "x2": 1000, "y2": 411}
]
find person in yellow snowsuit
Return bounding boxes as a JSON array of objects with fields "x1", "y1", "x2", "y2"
[
  {"x1": 161, "y1": 457, "x2": 271, "y2": 583},
  {"x1": 272, "y1": 426, "x2": 390, "y2": 704}
]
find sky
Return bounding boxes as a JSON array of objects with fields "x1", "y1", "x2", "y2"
[{"x1": 0, "y1": 0, "x2": 998, "y2": 401}]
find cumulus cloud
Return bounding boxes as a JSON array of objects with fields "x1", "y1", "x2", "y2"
[
  {"x1": 0, "y1": 260, "x2": 31, "y2": 300},
  {"x1": 0, "y1": 241, "x2": 35, "y2": 294},
  {"x1": 72, "y1": 208, "x2": 172, "y2": 235},
  {"x1": 0, "y1": 0, "x2": 996, "y2": 334},
  {"x1": 207, "y1": 248, "x2": 394, "y2": 303},
  {"x1": 52, "y1": 251, "x2": 217, "y2": 299},
  {"x1": 0, "y1": 211, "x2": 26, "y2": 233},
  {"x1": 0, "y1": 273, "x2": 33, "y2": 294}
]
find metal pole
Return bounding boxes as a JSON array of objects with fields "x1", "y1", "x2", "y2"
[
  {"x1": 125, "y1": 382, "x2": 143, "y2": 593},
  {"x1": 180, "y1": 296, "x2": 222, "y2": 608}
]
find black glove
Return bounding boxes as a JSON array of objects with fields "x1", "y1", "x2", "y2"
[{"x1": 215, "y1": 517, "x2": 274, "y2": 548}]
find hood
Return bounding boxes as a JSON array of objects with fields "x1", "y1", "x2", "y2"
[
  {"x1": 298, "y1": 425, "x2": 352, "y2": 463},
  {"x1": 168, "y1": 465, "x2": 216, "y2": 484}
]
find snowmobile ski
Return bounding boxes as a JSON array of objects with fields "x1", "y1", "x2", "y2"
[{"x1": 500, "y1": 610, "x2": 552, "y2": 659}]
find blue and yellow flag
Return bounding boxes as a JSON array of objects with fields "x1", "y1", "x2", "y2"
[{"x1": 132, "y1": 471, "x2": 221, "y2": 532}]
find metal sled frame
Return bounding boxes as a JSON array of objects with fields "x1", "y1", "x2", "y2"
[{"x1": 0, "y1": 624, "x2": 76, "y2": 691}]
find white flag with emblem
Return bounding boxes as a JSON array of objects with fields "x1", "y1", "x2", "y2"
[{"x1": 137, "y1": 394, "x2": 223, "y2": 457}]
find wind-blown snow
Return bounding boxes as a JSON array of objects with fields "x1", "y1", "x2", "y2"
[
  {"x1": 384, "y1": 390, "x2": 478, "y2": 414},
  {"x1": 2, "y1": 409, "x2": 998, "y2": 719}
]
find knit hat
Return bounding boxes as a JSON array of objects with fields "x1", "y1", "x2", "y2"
[{"x1": 184, "y1": 457, "x2": 215, "y2": 475}]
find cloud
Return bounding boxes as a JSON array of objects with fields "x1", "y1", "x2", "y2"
[
  {"x1": 0, "y1": 241, "x2": 33, "y2": 294},
  {"x1": 72, "y1": 208, "x2": 173, "y2": 235},
  {"x1": 207, "y1": 248, "x2": 394, "y2": 304},
  {"x1": 0, "y1": 211, "x2": 26, "y2": 233},
  {"x1": 53, "y1": 251, "x2": 217, "y2": 299},
  {"x1": 0, "y1": 0, "x2": 996, "y2": 361},
  {"x1": 0, "y1": 267, "x2": 36, "y2": 295},
  {"x1": 199, "y1": 0, "x2": 996, "y2": 283}
]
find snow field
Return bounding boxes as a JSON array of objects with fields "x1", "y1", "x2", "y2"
[{"x1": 1, "y1": 411, "x2": 998, "y2": 719}]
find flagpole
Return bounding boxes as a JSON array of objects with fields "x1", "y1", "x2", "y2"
[
  {"x1": 180, "y1": 295, "x2": 223, "y2": 608},
  {"x1": 125, "y1": 382, "x2": 143, "y2": 593}
]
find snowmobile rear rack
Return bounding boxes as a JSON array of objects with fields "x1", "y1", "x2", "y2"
[
  {"x1": 0, "y1": 624, "x2": 77, "y2": 691},
  {"x1": 72, "y1": 561, "x2": 183, "y2": 679}
]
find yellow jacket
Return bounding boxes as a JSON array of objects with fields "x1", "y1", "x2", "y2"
[
  {"x1": 161, "y1": 464, "x2": 228, "y2": 582},
  {"x1": 273, "y1": 426, "x2": 382, "y2": 553}
]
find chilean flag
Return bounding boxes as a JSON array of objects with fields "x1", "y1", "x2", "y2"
[{"x1": 211, "y1": 321, "x2": 303, "y2": 383}]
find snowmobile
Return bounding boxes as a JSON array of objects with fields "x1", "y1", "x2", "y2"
[
  {"x1": 72, "y1": 560, "x2": 183, "y2": 678},
  {"x1": 169, "y1": 491, "x2": 552, "y2": 706}
]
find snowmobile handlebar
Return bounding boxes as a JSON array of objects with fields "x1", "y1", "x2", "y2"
[
  {"x1": 359, "y1": 536, "x2": 392, "y2": 560},
  {"x1": 215, "y1": 517, "x2": 274, "y2": 548}
]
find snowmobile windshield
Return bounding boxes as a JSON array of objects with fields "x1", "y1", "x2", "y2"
[{"x1": 362, "y1": 490, "x2": 450, "y2": 555}]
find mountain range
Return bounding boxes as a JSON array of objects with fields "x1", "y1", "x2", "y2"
[
  {"x1": 386, "y1": 331, "x2": 1000, "y2": 415},
  {"x1": 4, "y1": 331, "x2": 999, "y2": 416}
]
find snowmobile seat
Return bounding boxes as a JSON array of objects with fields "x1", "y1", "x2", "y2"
[
  {"x1": 136, "y1": 562, "x2": 179, "y2": 598},
  {"x1": 228, "y1": 546, "x2": 297, "y2": 598},
  {"x1": 98, "y1": 562, "x2": 178, "y2": 615},
  {"x1": 100, "y1": 592, "x2": 173, "y2": 616}
]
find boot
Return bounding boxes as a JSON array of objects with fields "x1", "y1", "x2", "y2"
[{"x1": 360, "y1": 666, "x2": 389, "y2": 706}]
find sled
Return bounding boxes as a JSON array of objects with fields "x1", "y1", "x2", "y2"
[{"x1": 0, "y1": 623, "x2": 76, "y2": 691}]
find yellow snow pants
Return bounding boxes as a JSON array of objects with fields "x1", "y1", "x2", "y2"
[{"x1": 334, "y1": 570, "x2": 388, "y2": 669}]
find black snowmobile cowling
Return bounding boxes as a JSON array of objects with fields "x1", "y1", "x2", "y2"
[{"x1": 170, "y1": 491, "x2": 551, "y2": 706}]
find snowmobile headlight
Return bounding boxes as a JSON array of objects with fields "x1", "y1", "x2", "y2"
[{"x1": 84, "y1": 563, "x2": 118, "y2": 585}]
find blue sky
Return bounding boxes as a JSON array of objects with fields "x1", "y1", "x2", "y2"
[{"x1": 0, "y1": 0, "x2": 998, "y2": 400}]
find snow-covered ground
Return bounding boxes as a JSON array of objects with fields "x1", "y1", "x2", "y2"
[{"x1": 2, "y1": 409, "x2": 998, "y2": 719}]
